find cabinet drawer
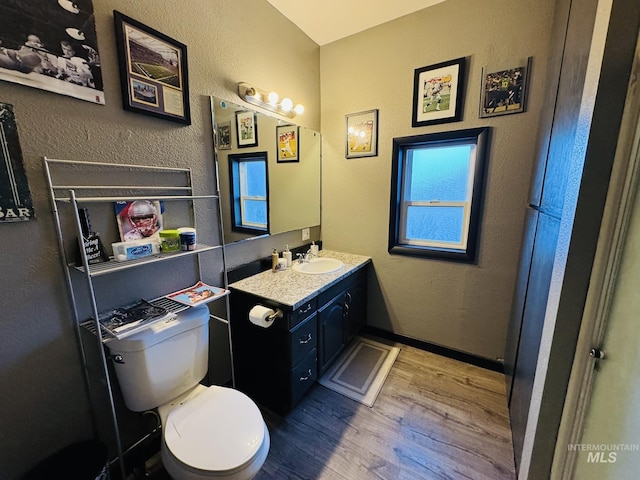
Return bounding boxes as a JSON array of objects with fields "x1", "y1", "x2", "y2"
[
  {"x1": 289, "y1": 298, "x2": 317, "y2": 328},
  {"x1": 290, "y1": 313, "x2": 317, "y2": 366},
  {"x1": 290, "y1": 348, "x2": 317, "y2": 406}
]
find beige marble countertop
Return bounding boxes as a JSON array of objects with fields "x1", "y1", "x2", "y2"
[{"x1": 228, "y1": 250, "x2": 371, "y2": 309}]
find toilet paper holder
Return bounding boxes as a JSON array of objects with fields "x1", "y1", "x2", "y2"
[{"x1": 266, "y1": 308, "x2": 283, "y2": 322}]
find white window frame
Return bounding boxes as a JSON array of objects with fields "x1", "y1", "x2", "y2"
[
  {"x1": 398, "y1": 144, "x2": 476, "y2": 250},
  {"x1": 228, "y1": 152, "x2": 269, "y2": 234},
  {"x1": 389, "y1": 127, "x2": 490, "y2": 262},
  {"x1": 239, "y1": 161, "x2": 267, "y2": 229}
]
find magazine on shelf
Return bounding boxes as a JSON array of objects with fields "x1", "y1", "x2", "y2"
[
  {"x1": 165, "y1": 281, "x2": 228, "y2": 307},
  {"x1": 97, "y1": 299, "x2": 176, "y2": 340}
]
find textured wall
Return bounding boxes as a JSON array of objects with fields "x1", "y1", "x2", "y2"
[
  {"x1": 320, "y1": 0, "x2": 556, "y2": 360},
  {"x1": 0, "y1": 1, "x2": 319, "y2": 478}
]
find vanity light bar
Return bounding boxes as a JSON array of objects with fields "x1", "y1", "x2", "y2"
[{"x1": 238, "y1": 82, "x2": 304, "y2": 118}]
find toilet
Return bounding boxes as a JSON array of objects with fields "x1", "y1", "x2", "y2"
[{"x1": 107, "y1": 305, "x2": 269, "y2": 479}]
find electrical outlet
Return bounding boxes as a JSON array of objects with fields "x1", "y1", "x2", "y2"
[{"x1": 302, "y1": 228, "x2": 310, "y2": 241}]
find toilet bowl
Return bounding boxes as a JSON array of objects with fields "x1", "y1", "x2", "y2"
[
  {"x1": 106, "y1": 306, "x2": 270, "y2": 480},
  {"x1": 158, "y1": 384, "x2": 270, "y2": 480}
]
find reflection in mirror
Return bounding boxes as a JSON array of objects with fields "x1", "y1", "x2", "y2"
[{"x1": 211, "y1": 96, "x2": 321, "y2": 245}]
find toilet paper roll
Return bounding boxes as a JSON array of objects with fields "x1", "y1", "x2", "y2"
[{"x1": 249, "y1": 305, "x2": 275, "y2": 328}]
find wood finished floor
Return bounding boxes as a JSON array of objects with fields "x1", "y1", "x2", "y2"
[{"x1": 255, "y1": 338, "x2": 516, "y2": 480}]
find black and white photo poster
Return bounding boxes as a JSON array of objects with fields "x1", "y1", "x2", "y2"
[
  {"x1": 0, "y1": 0, "x2": 104, "y2": 104},
  {"x1": 0, "y1": 103, "x2": 35, "y2": 223}
]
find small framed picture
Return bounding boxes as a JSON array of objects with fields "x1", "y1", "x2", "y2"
[
  {"x1": 276, "y1": 125, "x2": 299, "y2": 162},
  {"x1": 217, "y1": 121, "x2": 232, "y2": 150},
  {"x1": 479, "y1": 57, "x2": 532, "y2": 118},
  {"x1": 345, "y1": 109, "x2": 379, "y2": 159},
  {"x1": 412, "y1": 57, "x2": 466, "y2": 127},
  {"x1": 236, "y1": 110, "x2": 258, "y2": 148},
  {"x1": 113, "y1": 11, "x2": 191, "y2": 124}
]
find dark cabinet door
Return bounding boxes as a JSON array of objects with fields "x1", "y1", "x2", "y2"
[
  {"x1": 509, "y1": 211, "x2": 560, "y2": 469},
  {"x1": 318, "y1": 295, "x2": 345, "y2": 375},
  {"x1": 344, "y1": 280, "x2": 366, "y2": 343}
]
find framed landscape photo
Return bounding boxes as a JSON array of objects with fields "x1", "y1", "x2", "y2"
[
  {"x1": 113, "y1": 11, "x2": 191, "y2": 125},
  {"x1": 217, "y1": 121, "x2": 232, "y2": 150},
  {"x1": 236, "y1": 110, "x2": 258, "y2": 148},
  {"x1": 345, "y1": 109, "x2": 379, "y2": 159},
  {"x1": 479, "y1": 57, "x2": 532, "y2": 118},
  {"x1": 412, "y1": 57, "x2": 466, "y2": 127},
  {"x1": 276, "y1": 124, "x2": 299, "y2": 162}
]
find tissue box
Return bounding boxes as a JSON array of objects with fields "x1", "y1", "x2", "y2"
[{"x1": 112, "y1": 239, "x2": 159, "y2": 262}]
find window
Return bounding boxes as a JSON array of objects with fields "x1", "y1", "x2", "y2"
[
  {"x1": 229, "y1": 152, "x2": 269, "y2": 234},
  {"x1": 389, "y1": 127, "x2": 490, "y2": 262}
]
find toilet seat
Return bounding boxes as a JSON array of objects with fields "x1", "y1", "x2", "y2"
[{"x1": 163, "y1": 385, "x2": 266, "y2": 474}]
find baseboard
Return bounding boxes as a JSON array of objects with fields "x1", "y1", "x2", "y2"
[{"x1": 363, "y1": 326, "x2": 504, "y2": 373}]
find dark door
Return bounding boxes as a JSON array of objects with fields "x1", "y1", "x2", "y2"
[
  {"x1": 508, "y1": 211, "x2": 560, "y2": 467},
  {"x1": 318, "y1": 293, "x2": 345, "y2": 374}
]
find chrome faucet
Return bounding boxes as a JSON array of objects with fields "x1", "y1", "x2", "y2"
[{"x1": 296, "y1": 250, "x2": 318, "y2": 263}]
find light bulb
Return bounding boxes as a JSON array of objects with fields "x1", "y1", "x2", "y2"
[
  {"x1": 294, "y1": 104, "x2": 305, "y2": 115},
  {"x1": 268, "y1": 91, "x2": 279, "y2": 105},
  {"x1": 280, "y1": 97, "x2": 293, "y2": 112}
]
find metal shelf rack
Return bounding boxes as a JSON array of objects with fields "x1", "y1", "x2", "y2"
[{"x1": 44, "y1": 158, "x2": 230, "y2": 480}]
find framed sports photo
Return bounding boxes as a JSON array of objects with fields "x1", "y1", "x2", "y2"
[
  {"x1": 345, "y1": 109, "x2": 379, "y2": 159},
  {"x1": 236, "y1": 110, "x2": 258, "y2": 148},
  {"x1": 276, "y1": 124, "x2": 299, "y2": 162},
  {"x1": 217, "y1": 121, "x2": 232, "y2": 150},
  {"x1": 479, "y1": 57, "x2": 532, "y2": 118},
  {"x1": 0, "y1": 0, "x2": 104, "y2": 104},
  {"x1": 412, "y1": 57, "x2": 466, "y2": 127},
  {"x1": 114, "y1": 11, "x2": 191, "y2": 125}
]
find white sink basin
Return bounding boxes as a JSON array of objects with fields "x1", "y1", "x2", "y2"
[{"x1": 292, "y1": 257, "x2": 344, "y2": 274}]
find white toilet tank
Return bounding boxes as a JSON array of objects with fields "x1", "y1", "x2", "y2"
[{"x1": 107, "y1": 305, "x2": 211, "y2": 412}]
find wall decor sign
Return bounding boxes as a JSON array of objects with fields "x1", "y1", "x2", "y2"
[
  {"x1": 276, "y1": 124, "x2": 299, "y2": 162},
  {"x1": 412, "y1": 57, "x2": 466, "y2": 127},
  {"x1": 217, "y1": 121, "x2": 232, "y2": 150},
  {"x1": 345, "y1": 109, "x2": 379, "y2": 159},
  {"x1": 0, "y1": 0, "x2": 104, "y2": 104},
  {"x1": 0, "y1": 103, "x2": 35, "y2": 223},
  {"x1": 236, "y1": 110, "x2": 258, "y2": 148},
  {"x1": 113, "y1": 11, "x2": 191, "y2": 125},
  {"x1": 479, "y1": 57, "x2": 532, "y2": 118}
]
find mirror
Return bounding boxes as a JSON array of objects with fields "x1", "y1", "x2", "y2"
[{"x1": 210, "y1": 96, "x2": 321, "y2": 244}]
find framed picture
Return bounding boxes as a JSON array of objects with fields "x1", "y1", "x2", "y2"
[
  {"x1": 217, "y1": 121, "x2": 232, "y2": 150},
  {"x1": 113, "y1": 11, "x2": 191, "y2": 125},
  {"x1": 412, "y1": 57, "x2": 466, "y2": 127},
  {"x1": 0, "y1": 0, "x2": 104, "y2": 104},
  {"x1": 236, "y1": 110, "x2": 258, "y2": 148},
  {"x1": 479, "y1": 57, "x2": 532, "y2": 118},
  {"x1": 276, "y1": 125, "x2": 299, "y2": 162},
  {"x1": 345, "y1": 109, "x2": 379, "y2": 159}
]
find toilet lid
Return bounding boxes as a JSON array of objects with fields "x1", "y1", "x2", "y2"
[{"x1": 164, "y1": 386, "x2": 265, "y2": 472}]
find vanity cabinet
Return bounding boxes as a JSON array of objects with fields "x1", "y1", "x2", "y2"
[
  {"x1": 317, "y1": 270, "x2": 367, "y2": 375},
  {"x1": 229, "y1": 291, "x2": 319, "y2": 415},
  {"x1": 229, "y1": 266, "x2": 367, "y2": 415}
]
